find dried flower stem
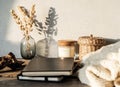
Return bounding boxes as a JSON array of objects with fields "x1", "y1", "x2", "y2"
[
  {"x1": 10, "y1": 4, "x2": 36, "y2": 38},
  {"x1": 34, "y1": 7, "x2": 58, "y2": 37},
  {"x1": 10, "y1": 5, "x2": 36, "y2": 54}
]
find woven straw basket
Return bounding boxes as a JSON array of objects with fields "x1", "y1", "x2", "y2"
[{"x1": 78, "y1": 35, "x2": 106, "y2": 60}]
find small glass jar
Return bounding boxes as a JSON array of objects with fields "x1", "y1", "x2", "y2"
[{"x1": 58, "y1": 40, "x2": 77, "y2": 58}]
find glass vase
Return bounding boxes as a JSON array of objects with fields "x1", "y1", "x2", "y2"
[
  {"x1": 36, "y1": 35, "x2": 58, "y2": 58},
  {"x1": 20, "y1": 35, "x2": 36, "y2": 59}
]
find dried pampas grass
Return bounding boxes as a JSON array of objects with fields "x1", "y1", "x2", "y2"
[{"x1": 10, "y1": 4, "x2": 36, "y2": 38}]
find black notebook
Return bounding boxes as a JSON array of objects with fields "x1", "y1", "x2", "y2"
[{"x1": 22, "y1": 57, "x2": 74, "y2": 76}]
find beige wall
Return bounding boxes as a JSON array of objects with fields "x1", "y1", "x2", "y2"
[{"x1": 0, "y1": 0, "x2": 120, "y2": 57}]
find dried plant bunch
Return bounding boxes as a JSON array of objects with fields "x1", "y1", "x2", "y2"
[
  {"x1": 10, "y1": 4, "x2": 36, "y2": 38},
  {"x1": 34, "y1": 7, "x2": 58, "y2": 37}
]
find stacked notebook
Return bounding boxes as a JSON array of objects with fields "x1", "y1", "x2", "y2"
[{"x1": 17, "y1": 56, "x2": 74, "y2": 81}]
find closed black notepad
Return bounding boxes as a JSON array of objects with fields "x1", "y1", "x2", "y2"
[{"x1": 22, "y1": 57, "x2": 74, "y2": 76}]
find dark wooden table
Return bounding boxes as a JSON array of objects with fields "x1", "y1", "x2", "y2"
[{"x1": 0, "y1": 77, "x2": 89, "y2": 87}]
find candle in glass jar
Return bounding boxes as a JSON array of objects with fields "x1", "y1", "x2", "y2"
[{"x1": 58, "y1": 40, "x2": 77, "y2": 58}]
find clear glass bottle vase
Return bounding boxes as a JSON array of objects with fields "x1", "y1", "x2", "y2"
[
  {"x1": 36, "y1": 35, "x2": 58, "y2": 58},
  {"x1": 20, "y1": 35, "x2": 36, "y2": 59}
]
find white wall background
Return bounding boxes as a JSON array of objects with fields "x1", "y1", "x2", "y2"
[{"x1": 0, "y1": 0, "x2": 120, "y2": 57}]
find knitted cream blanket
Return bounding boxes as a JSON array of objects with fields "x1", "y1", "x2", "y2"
[{"x1": 78, "y1": 41, "x2": 120, "y2": 87}]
